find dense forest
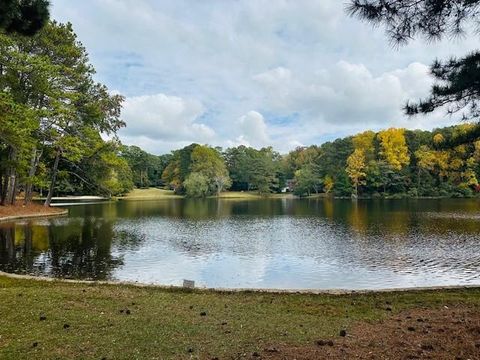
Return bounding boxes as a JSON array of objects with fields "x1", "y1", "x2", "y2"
[
  {"x1": 286, "y1": 125, "x2": 480, "y2": 198},
  {"x1": 121, "y1": 124, "x2": 480, "y2": 199},
  {"x1": 2, "y1": 20, "x2": 480, "y2": 203}
]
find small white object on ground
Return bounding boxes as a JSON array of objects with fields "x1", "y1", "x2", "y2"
[{"x1": 183, "y1": 279, "x2": 195, "y2": 289}]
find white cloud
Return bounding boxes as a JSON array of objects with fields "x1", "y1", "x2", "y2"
[
  {"x1": 50, "y1": 0, "x2": 477, "y2": 154},
  {"x1": 253, "y1": 61, "x2": 436, "y2": 128},
  {"x1": 119, "y1": 94, "x2": 215, "y2": 153},
  {"x1": 234, "y1": 111, "x2": 270, "y2": 148}
]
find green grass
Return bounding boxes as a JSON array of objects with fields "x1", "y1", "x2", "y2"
[
  {"x1": 212, "y1": 191, "x2": 295, "y2": 199},
  {"x1": 0, "y1": 276, "x2": 479, "y2": 359},
  {"x1": 121, "y1": 188, "x2": 296, "y2": 201},
  {"x1": 119, "y1": 188, "x2": 182, "y2": 200},
  {"x1": 216, "y1": 191, "x2": 263, "y2": 199}
]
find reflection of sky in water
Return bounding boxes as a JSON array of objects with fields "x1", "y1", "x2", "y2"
[
  {"x1": 109, "y1": 210, "x2": 480, "y2": 290},
  {"x1": 1, "y1": 198, "x2": 480, "y2": 290}
]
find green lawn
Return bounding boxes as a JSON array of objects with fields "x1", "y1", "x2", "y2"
[
  {"x1": 119, "y1": 188, "x2": 182, "y2": 200},
  {"x1": 0, "y1": 276, "x2": 479, "y2": 359},
  {"x1": 121, "y1": 188, "x2": 296, "y2": 201},
  {"x1": 210, "y1": 191, "x2": 295, "y2": 199},
  {"x1": 216, "y1": 191, "x2": 263, "y2": 199}
]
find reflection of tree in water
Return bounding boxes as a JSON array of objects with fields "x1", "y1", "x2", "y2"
[
  {"x1": 0, "y1": 224, "x2": 41, "y2": 274},
  {"x1": 113, "y1": 227, "x2": 147, "y2": 251},
  {"x1": 0, "y1": 217, "x2": 146, "y2": 280},
  {"x1": 0, "y1": 226, "x2": 20, "y2": 271},
  {"x1": 48, "y1": 217, "x2": 123, "y2": 280}
]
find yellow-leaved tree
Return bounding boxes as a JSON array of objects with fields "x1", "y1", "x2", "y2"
[
  {"x1": 433, "y1": 133, "x2": 445, "y2": 145},
  {"x1": 346, "y1": 149, "x2": 367, "y2": 197},
  {"x1": 323, "y1": 174, "x2": 334, "y2": 194},
  {"x1": 378, "y1": 128, "x2": 410, "y2": 170},
  {"x1": 352, "y1": 130, "x2": 376, "y2": 159}
]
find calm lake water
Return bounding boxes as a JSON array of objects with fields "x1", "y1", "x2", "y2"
[{"x1": 1, "y1": 198, "x2": 480, "y2": 290}]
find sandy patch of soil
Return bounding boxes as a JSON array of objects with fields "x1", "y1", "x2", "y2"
[
  {"x1": 259, "y1": 305, "x2": 480, "y2": 359},
  {"x1": 0, "y1": 203, "x2": 64, "y2": 220}
]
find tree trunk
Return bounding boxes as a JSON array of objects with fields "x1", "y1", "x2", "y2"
[
  {"x1": 352, "y1": 180, "x2": 358, "y2": 199},
  {"x1": 0, "y1": 173, "x2": 8, "y2": 205},
  {"x1": 417, "y1": 168, "x2": 421, "y2": 196},
  {"x1": 1, "y1": 147, "x2": 17, "y2": 205},
  {"x1": 6, "y1": 147, "x2": 17, "y2": 205},
  {"x1": 0, "y1": 167, "x2": 3, "y2": 204},
  {"x1": 24, "y1": 148, "x2": 42, "y2": 205},
  {"x1": 4, "y1": 174, "x2": 15, "y2": 205},
  {"x1": 8, "y1": 174, "x2": 17, "y2": 205},
  {"x1": 44, "y1": 149, "x2": 61, "y2": 207}
]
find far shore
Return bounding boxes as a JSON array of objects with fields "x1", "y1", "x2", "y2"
[
  {"x1": 116, "y1": 188, "x2": 299, "y2": 200},
  {"x1": 6, "y1": 188, "x2": 476, "y2": 210},
  {"x1": 117, "y1": 188, "x2": 479, "y2": 201}
]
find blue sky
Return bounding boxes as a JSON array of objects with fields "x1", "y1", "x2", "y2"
[{"x1": 51, "y1": 0, "x2": 477, "y2": 154}]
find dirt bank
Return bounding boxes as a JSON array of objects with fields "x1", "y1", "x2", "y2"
[{"x1": 0, "y1": 203, "x2": 67, "y2": 222}]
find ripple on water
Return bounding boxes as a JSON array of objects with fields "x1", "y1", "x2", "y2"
[{"x1": 1, "y1": 199, "x2": 480, "y2": 289}]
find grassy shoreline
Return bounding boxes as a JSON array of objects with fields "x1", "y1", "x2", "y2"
[
  {"x1": 118, "y1": 188, "x2": 296, "y2": 201},
  {"x1": 119, "y1": 188, "x2": 480, "y2": 202},
  {"x1": 0, "y1": 275, "x2": 479, "y2": 359}
]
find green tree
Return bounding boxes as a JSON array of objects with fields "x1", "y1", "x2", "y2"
[
  {"x1": 249, "y1": 147, "x2": 279, "y2": 195},
  {"x1": 224, "y1": 146, "x2": 280, "y2": 194},
  {"x1": 0, "y1": 21, "x2": 124, "y2": 206},
  {"x1": 294, "y1": 165, "x2": 321, "y2": 196},
  {"x1": 161, "y1": 143, "x2": 198, "y2": 193},
  {"x1": 39, "y1": 23, "x2": 124, "y2": 206},
  {"x1": 190, "y1": 145, "x2": 231, "y2": 196},
  {"x1": 366, "y1": 160, "x2": 395, "y2": 195},
  {"x1": 184, "y1": 172, "x2": 210, "y2": 198},
  {"x1": 316, "y1": 137, "x2": 354, "y2": 193},
  {"x1": 224, "y1": 145, "x2": 253, "y2": 190},
  {"x1": 0, "y1": 93, "x2": 36, "y2": 204},
  {"x1": 120, "y1": 146, "x2": 152, "y2": 188},
  {"x1": 59, "y1": 135, "x2": 133, "y2": 197}
]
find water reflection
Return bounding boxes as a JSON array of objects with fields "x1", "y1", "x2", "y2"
[
  {"x1": 0, "y1": 217, "x2": 145, "y2": 280},
  {"x1": 0, "y1": 198, "x2": 480, "y2": 289}
]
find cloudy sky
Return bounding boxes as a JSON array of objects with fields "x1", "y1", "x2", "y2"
[{"x1": 51, "y1": 0, "x2": 477, "y2": 154}]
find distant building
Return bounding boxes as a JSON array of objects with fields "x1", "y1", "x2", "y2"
[{"x1": 282, "y1": 179, "x2": 296, "y2": 193}]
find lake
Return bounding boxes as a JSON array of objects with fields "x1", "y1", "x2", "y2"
[{"x1": 1, "y1": 198, "x2": 479, "y2": 290}]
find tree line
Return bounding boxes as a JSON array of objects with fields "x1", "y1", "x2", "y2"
[
  {"x1": 118, "y1": 123, "x2": 480, "y2": 199},
  {"x1": 288, "y1": 125, "x2": 480, "y2": 198}
]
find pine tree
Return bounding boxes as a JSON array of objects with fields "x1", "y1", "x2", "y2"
[
  {"x1": 0, "y1": 0, "x2": 50, "y2": 36},
  {"x1": 348, "y1": 1, "x2": 480, "y2": 132}
]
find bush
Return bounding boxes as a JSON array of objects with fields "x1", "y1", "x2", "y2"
[
  {"x1": 407, "y1": 188, "x2": 418, "y2": 198},
  {"x1": 184, "y1": 172, "x2": 210, "y2": 198},
  {"x1": 452, "y1": 185, "x2": 474, "y2": 198},
  {"x1": 388, "y1": 193, "x2": 406, "y2": 199}
]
